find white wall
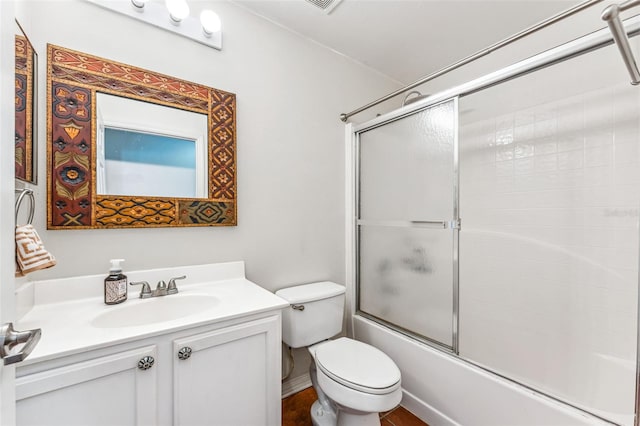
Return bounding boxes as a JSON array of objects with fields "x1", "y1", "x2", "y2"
[
  {"x1": 13, "y1": 0, "x2": 399, "y2": 392},
  {"x1": 16, "y1": 0, "x2": 399, "y2": 287}
]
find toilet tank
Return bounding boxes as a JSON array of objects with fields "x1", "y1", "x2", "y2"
[{"x1": 276, "y1": 282, "x2": 345, "y2": 348}]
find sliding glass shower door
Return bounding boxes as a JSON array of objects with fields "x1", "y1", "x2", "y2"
[{"x1": 357, "y1": 99, "x2": 459, "y2": 349}]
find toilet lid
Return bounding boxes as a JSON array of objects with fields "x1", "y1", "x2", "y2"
[{"x1": 315, "y1": 338, "x2": 401, "y2": 395}]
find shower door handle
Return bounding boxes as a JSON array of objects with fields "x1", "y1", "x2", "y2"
[
  {"x1": 357, "y1": 219, "x2": 460, "y2": 229},
  {"x1": 410, "y1": 219, "x2": 461, "y2": 230},
  {"x1": 410, "y1": 220, "x2": 448, "y2": 229}
]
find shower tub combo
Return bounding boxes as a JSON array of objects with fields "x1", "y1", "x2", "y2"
[{"x1": 346, "y1": 10, "x2": 640, "y2": 426}]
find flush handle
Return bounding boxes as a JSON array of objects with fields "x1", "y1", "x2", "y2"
[
  {"x1": 292, "y1": 304, "x2": 305, "y2": 311},
  {"x1": 0, "y1": 322, "x2": 41, "y2": 365}
]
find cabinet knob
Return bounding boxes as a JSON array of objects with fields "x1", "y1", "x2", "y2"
[
  {"x1": 138, "y1": 355, "x2": 155, "y2": 370},
  {"x1": 177, "y1": 346, "x2": 192, "y2": 360}
]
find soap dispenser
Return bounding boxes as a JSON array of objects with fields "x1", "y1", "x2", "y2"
[{"x1": 104, "y1": 259, "x2": 127, "y2": 305}]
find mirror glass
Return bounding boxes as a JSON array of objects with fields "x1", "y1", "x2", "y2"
[
  {"x1": 96, "y1": 93, "x2": 208, "y2": 198},
  {"x1": 15, "y1": 20, "x2": 37, "y2": 183}
]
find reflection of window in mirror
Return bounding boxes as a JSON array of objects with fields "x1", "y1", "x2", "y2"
[
  {"x1": 99, "y1": 128, "x2": 197, "y2": 198},
  {"x1": 96, "y1": 93, "x2": 208, "y2": 198}
]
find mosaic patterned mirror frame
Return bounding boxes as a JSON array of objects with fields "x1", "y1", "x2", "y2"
[
  {"x1": 47, "y1": 44, "x2": 237, "y2": 229},
  {"x1": 15, "y1": 24, "x2": 37, "y2": 183}
]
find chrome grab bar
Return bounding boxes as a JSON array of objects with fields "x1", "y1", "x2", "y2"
[
  {"x1": 602, "y1": 0, "x2": 640, "y2": 84},
  {"x1": 0, "y1": 322, "x2": 41, "y2": 365}
]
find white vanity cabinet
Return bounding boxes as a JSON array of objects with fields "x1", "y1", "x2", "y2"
[
  {"x1": 15, "y1": 313, "x2": 282, "y2": 426},
  {"x1": 16, "y1": 345, "x2": 159, "y2": 426},
  {"x1": 173, "y1": 315, "x2": 281, "y2": 425}
]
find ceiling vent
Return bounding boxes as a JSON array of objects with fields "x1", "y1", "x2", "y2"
[{"x1": 304, "y1": 0, "x2": 344, "y2": 14}]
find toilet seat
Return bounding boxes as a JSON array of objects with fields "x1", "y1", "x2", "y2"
[{"x1": 314, "y1": 337, "x2": 401, "y2": 395}]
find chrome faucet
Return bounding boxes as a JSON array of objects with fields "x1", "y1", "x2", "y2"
[{"x1": 131, "y1": 275, "x2": 187, "y2": 299}]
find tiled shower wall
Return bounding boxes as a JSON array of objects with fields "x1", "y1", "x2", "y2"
[{"x1": 459, "y1": 43, "x2": 640, "y2": 424}]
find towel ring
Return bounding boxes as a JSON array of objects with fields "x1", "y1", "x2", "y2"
[{"x1": 15, "y1": 188, "x2": 35, "y2": 225}]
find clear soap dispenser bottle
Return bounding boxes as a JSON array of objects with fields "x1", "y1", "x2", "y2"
[{"x1": 104, "y1": 259, "x2": 127, "y2": 305}]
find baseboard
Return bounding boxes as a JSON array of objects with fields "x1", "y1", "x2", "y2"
[
  {"x1": 282, "y1": 373, "x2": 312, "y2": 398},
  {"x1": 401, "y1": 388, "x2": 460, "y2": 426}
]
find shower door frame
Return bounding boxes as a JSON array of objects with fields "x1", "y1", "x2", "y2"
[
  {"x1": 348, "y1": 15, "x2": 640, "y2": 426},
  {"x1": 353, "y1": 98, "x2": 461, "y2": 354}
]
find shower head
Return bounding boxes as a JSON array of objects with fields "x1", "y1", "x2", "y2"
[{"x1": 402, "y1": 90, "x2": 430, "y2": 106}]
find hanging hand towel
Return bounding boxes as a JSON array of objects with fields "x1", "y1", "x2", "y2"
[{"x1": 15, "y1": 224, "x2": 56, "y2": 276}]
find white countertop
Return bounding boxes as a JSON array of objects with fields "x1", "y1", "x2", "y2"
[{"x1": 15, "y1": 262, "x2": 289, "y2": 366}]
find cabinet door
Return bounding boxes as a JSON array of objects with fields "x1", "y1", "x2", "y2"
[
  {"x1": 16, "y1": 346, "x2": 158, "y2": 426},
  {"x1": 173, "y1": 315, "x2": 281, "y2": 426}
]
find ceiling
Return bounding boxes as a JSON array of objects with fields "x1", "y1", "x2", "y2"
[{"x1": 232, "y1": 0, "x2": 582, "y2": 84}]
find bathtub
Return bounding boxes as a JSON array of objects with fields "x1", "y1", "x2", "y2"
[
  {"x1": 572, "y1": 354, "x2": 636, "y2": 426},
  {"x1": 353, "y1": 316, "x2": 624, "y2": 426}
]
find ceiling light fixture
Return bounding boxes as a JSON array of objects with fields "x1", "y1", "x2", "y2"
[{"x1": 86, "y1": 0, "x2": 222, "y2": 50}]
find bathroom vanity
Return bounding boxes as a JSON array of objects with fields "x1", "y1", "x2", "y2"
[{"x1": 14, "y1": 261, "x2": 287, "y2": 426}]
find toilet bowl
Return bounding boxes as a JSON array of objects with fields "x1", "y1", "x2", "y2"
[
  {"x1": 275, "y1": 282, "x2": 402, "y2": 426},
  {"x1": 310, "y1": 338, "x2": 402, "y2": 426}
]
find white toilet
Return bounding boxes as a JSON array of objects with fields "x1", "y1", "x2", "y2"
[{"x1": 276, "y1": 282, "x2": 402, "y2": 426}]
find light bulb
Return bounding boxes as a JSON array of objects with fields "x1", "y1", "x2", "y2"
[
  {"x1": 166, "y1": 0, "x2": 190, "y2": 24},
  {"x1": 130, "y1": 0, "x2": 148, "y2": 10},
  {"x1": 200, "y1": 10, "x2": 221, "y2": 36}
]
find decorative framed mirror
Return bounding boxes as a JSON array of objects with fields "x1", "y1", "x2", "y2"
[
  {"x1": 15, "y1": 20, "x2": 37, "y2": 183},
  {"x1": 47, "y1": 44, "x2": 236, "y2": 229}
]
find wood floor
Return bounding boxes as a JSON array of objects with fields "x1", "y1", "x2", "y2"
[{"x1": 282, "y1": 387, "x2": 429, "y2": 426}]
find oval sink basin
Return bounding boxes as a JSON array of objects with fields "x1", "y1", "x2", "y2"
[{"x1": 91, "y1": 294, "x2": 219, "y2": 328}]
